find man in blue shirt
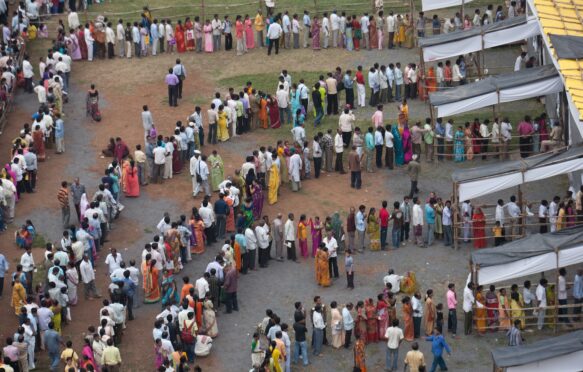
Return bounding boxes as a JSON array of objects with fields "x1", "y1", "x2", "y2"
[
  {"x1": 426, "y1": 328, "x2": 451, "y2": 372},
  {"x1": 356, "y1": 205, "x2": 366, "y2": 253},
  {"x1": 0, "y1": 252, "x2": 8, "y2": 298},
  {"x1": 434, "y1": 118, "x2": 445, "y2": 160},
  {"x1": 574, "y1": 269, "x2": 583, "y2": 320},
  {"x1": 364, "y1": 127, "x2": 375, "y2": 173},
  {"x1": 425, "y1": 200, "x2": 436, "y2": 246}
]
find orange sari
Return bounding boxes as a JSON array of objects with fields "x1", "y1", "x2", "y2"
[
  {"x1": 234, "y1": 241, "x2": 242, "y2": 271},
  {"x1": 403, "y1": 303, "x2": 414, "y2": 341},
  {"x1": 315, "y1": 249, "x2": 330, "y2": 287},
  {"x1": 259, "y1": 98, "x2": 268, "y2": 129},
  {"x1": 191, "y1": 220, "x2": 206, "y2": 254},
  {"x1": 354, "y1": 339, "x2": 366, "y2": 372}
]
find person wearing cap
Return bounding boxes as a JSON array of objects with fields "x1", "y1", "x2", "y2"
[{"x1": 407, "y1": 154, "x2": 420, "y2": 198}]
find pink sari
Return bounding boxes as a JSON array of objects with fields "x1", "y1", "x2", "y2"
[
  {"x1": 310, "y1": 219, "x2": 322, "y2": 257},
  {"x1": 245, "y1": 19, "x2": 254, "y2": 49},
  {"x1": 402, "y1": 125, "x2": 413, "y2": 163}
]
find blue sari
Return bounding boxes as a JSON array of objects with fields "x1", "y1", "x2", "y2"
[
  {"x1": 161, "y1": 277, "x2": 179, "y2": 307},
  {"x1": 392, "y1": 126, "x2": 404, "y2": 166},
  {"x1": 291, "y1": 91, "x2": 302, "y2": 125},
  {"x1": 454, "y1": 130, "x2": 465, "y2": 162}
]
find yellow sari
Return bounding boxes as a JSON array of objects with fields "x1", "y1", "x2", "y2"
[
  {"x1": 268, "y1": 163, "x2": 280, "y2": 205},
  {"x1": 217, "y1": 111, "x2": 229, "y2": 142},
  {"x1": 11, "y1": 282, "x2": 26, "y2": 315},
  {"x1": 510, "y1": 299, "x2": 525, "y2": 329},
  {"x1": 476, "y1": 292, "x2": 487, "y2": 334}
]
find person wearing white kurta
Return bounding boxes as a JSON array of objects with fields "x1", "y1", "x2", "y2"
[
  {"x1": 84, "y1": 26, "x2": 94, "y2": 61},
  {"x1": 288, "y1": 152, "x2": 302, "y2": 191},
  {"x1": 189, "y1": 152, "x2": 201, "y2": 197}
]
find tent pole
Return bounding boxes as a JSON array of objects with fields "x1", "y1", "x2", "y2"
[
  {"x1": 518, "y1": 185, "x2": 525, "y2": 238},
  {"x1": 453, "y1": 181, "x2": 459, "y2": 250},
  {"x1": 554, "y1": 247, "x2": 559, "y2": 333}
]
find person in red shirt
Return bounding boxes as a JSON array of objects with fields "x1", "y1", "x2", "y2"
[
  {"x1": 444, "y1": 60, "x2": 452, "y2": 87},
  {"x1": 355, "y1": 65, "x2": 366, "y2": 108},
  {"x1": 379, "y1": 200, "x2": 390, "y2": 250}
]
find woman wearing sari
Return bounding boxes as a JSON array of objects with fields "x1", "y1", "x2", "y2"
[
  {"x1": 267, "y1": 161, "x2": 279, "y2": 205},
  {"x1": 454, "y1": 126, "x2": 465, "y2": 162},
  {"x1": 124, "y1": 160, "x2": 140, "y2": 197},
  {"x1": 424, "y1": 289, "x2": 436, "y2": 336},
  {"x1": 368, "y1": 17, "x2": 378, "y2": 49},
  {"x1": 352, "y1": 16, "x2": 361, "y2": 50},
  {"x1": 510, "y1": 291, "x2": 524, "y2": 330},
  {"x1": 463, "y1": 123, "x2": 474, "y2": 160},
  {"x1": 485, "y1": 285, "x2": 499, "y2": 330},
  {"x1": 330, "y1": 301, "x2": 345, "y2": 348},
  {"x1": 311, "y1": 16, "x2": 321, "y2": 50},
  {"x1": 392, "y1": 125, "x2": 404, "y2": 166},
  {"x1": 82, "y1": 339, "x2": 96, "y2": 370},
  {"x1": 367, "y1": 208, "x2": 380, "y2": 251},
  {"x1": 69, "y1": 29, "x2": 82, "y2": 60},
  {"x1": 66, "y1": 262, "x2": 79, "y2": 306},
  {"x1": 472, "y1": 207, "x2": 487, "y2": 249},
  {"x1": 77, "y1": 26, "x2": 88, "y2": 59},
  {"x1": 217, "y1": 107, "x2": 229, "y2": 142},
  {"x1": 426, "y1": 66, "x2": 437, "y2": 94},
  {"x1": 476, "y1": 285, "x2": 487, "y2": 334},
  {"x1": 344, "y1": 16, "x2": 353, "y2": 51},
  {"x1": 268, "y1": 96, "x2": 281, "y2": 129},
  {"x1": 32, "y1": 126, "x2": 46, "y2": 161},
  {"x1": 191, "y1": 215, "x2": 206, "y2": 255},
  {"x1": 258, "y1": 95, "x2": 268, "y2": 129},
  {"x1": 290, "y1": 86, "x2": 301, "y2": 124},
  {"x1": 566, "y1": 200, "x2": 576, "y2": 227},
  {"x1": 402, "y1": 296, "x2": 414, "y2": 341},
  {"x1": 202, "y1": 299, "x2": 219, "y2": 337},
  {"x1": 11, "y1": 277, "x2": 26, "y2": 315},
  {"x1": 208, "y1": 150, "x2": 224, "y2": 192},
  {"x1": 298, "y1": 215, "x2": 309, "y2": 258},
  {"x1": 434, "y1": 198, "x2": 444, "y2": 240},
  {"x1": 395, "y1": 15, "x2": 404, "y2": 47},
  {"x1": 277, "y1": 144, "x2": 289, "y2": 183},
  {"x1": 242, "y1": 198, "x2": 254, "y2": 228},
  {"x1": 377, "y1": 294, "x2": 389, "y2": 340},
  {"x1": 86, "y1": 84, "x2": 100, "y2": 121},
  {"x1": 244, "y1": 15, "x2": 254, "y2": 49},
  {"x1": 309, "y1": 216, "x2": 323, "y2": 257},
  {"x1": 225, "y1": 194, "x2": 236, "y2": 233},
  {"x1": 251, "y1": 180, "x2": 264, "y2": 220},
  {"x1": 315, "y1": 243, "x2": 331, "y2": 287},
  {"x1": 185, "y1": 17, "x2": 195, "y2": 51},
  {"x1": 353, "y1": 334, "x2": 367, "y2": 372},
  {"x1": 498, "y1": 288, "x2": 511, "y2": 330},
  {"x1": 161, "y1": 277, "x2": 179, "y2": 306},
  {"x1": 364, "y1": 298, "x2": 379, "y2": 342},
  {"x1": 355, "y1": 301, "x2": 368, "y2": 343},
  {"x1": 404, "y1": 14, "x2": 414, "y2": 48},
  {"x1": 556, "y1": 203, "x2": 566, "y2": 231},
  {"x1": 402, "y1": 124, "x2": 413, "y2": 164},
  {"x1": 143, "y1": 259, "x2": 161, "y2": 303},
  {"x1": 203, "y1": 20, "x2": 213, "y2": 52}
]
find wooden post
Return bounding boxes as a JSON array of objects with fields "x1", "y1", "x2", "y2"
[{"x1": 518, "y1": 185, "x2": 525, "y2": 238}]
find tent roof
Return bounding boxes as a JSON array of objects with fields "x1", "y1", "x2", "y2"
[
  {"x1": 421, "y1": 0, "x2": 474, "y2": 12},
  {"x1": 491, "y1": 330, "x2": 583, "y2": 367},
  {"x1": 471, "y1": 226, "x2": 583, "y2": 267},
  {"x1": 429, "y1": 65, "x2": 559, "y2": 107},
  {"x1": 419, "y1": 16, "x2": 527, "y2": 48},
  {"x1": 451, "y1": 144, "x2": 583, "y2": 183}
]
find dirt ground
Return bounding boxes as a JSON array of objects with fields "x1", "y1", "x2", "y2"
[{"x1": 0, "y1": 40, "x2": 571, "y2": 372}]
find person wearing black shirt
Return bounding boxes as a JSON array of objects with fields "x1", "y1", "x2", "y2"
[
  {"x1": 312, "y1": 83, "x2": 324, "y2": 126},
  {"x1": 293, "y1": 318, "x2": 309, "y2": 366},
  {"x1": 214, "y1": 193, "x2": 228, "y2": 240}
]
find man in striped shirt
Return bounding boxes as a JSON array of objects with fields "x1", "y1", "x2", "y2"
[{"x1": 57, "y1": 181, "x2": 70, "y2": 228}]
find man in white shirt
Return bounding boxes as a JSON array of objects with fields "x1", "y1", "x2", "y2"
[
  {"x1": 558, "y1": 268, "x2": 570, "y2": 324},
  {"x1": 302, "y1": 11, "x2": 311, "y2": 48},
  {"x1": 245, "y1": 226, "x2": 258, "y2": 270},
  {"x1": 514, "y1": 52, "x2": 527, "y2": 71},
  {"x1": 199, "y1": 199, "x2": 215, "y2": 243},
  {"x1": 330, "y1": 10, "x2": 340, "y2": 47},
  {"x1": 386, "y1": 11, "x2": 395, "y2": 49},
  {"x1": 104, "y1": 248, "x2": 123, "y2": 275},
  {"x1": 500, "y1": 117, "x2": 512, "y2": 159},
  {"x1": 116, "y1": 19, "x2": 125, "y2": 57},
  {"x1": 255, "y1": 220, "x2": 270, "y2": 268},
  {"x1": 360, "y1": 13, "x2": 370, "y2": 50},
  {"x1": 321, "y1": 12, "x2": 330, "y2": 49},
  {"x1": 196, "y1": 155, "x2": 211, "y2": 197},
  {"x1": 535, "y1": 278, "x2": 548, "y2": 330},
  {"x1": 105, "y1": 22, "x2": 116, "y2": 59},
  {"x1": 282, "y1": 11, "x2": 291, "y2": 48},
  {"x1": 339, "y1": 108, "x2": 355, "y2": 147},
  {"x1": 384, "y1": 319, "x2": 404, "y2": 371},
  {"x1": 20, "y1": 247, "x2": 35, "y2": 293},
  {"x1": 84, "y1": 25, "x2": 94, "y2": 61},
  {"x1": 332, "y1": 129, "x2": 345, "y2": 173},
  {"x1": 68, "y1": 10, "x2": 80, "y2": 30},
  {"x1": 80, "y1": 255, "x2": 100, "y2": 299},
  {"x1": 276, "y1": 85, "x2": 290, "y2": 125},
  {"x1": 463, "y1": 282, "x2": 481, "y2": 335},
  {"x1": 412, "y1": 292, "x2": 424, "y2": 338},
  {"x1": 323, "y1": 230, "x2": 339, "y2": 278},
  {"x1": 312, "y1": 305, "x2": 326, "y2": 356},
  {"x1": 284, "y1": 213, "x2": 297, "y2": 261},
  {"x1": 22, "y1": 55, "x2": 33, "y2": 93},
  {"x1": 266, "y1": 19, "x2": 282, "y2": 55},
  {"x1": 195, "y1": 273, "x2": 210, "y2": 299},
  {"x1": 189, "y1": 151, "x2": 201, "y2": 197},
  {"x1": 342, "y1": 303, "x2": 354, "y2": 347},
  {"x1": 383, "y1": 269, "x2": 403, "y2": 294},
  {"x1": 505, "y1": 195, "x2": 521, "y2": 241}
]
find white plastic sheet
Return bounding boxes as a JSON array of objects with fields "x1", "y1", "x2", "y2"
[
  {"x1": 458, "y1": 171, "x2": 523, "y2": 202},
  {"x1": 499, "y1": 77, "x2": 564, "y2": 104},
  {"x1": 507, "y1": 350, "x2": 583, "y2": 372},
  {"x1": 436, "y1": 91, "x2": 498, "y2": 117},
  {"x1": 483, "y1": 18, "x2": 540, "y2": 49},
  {"x1": 423, "y1": 35, "x2": 482, "y2": 62},
  {"x1": 524, "y1": 158, "x2": 583, "y2": 183},
  {"x1": 421, "y1": 0, "x2": 473, "y2": 11}
]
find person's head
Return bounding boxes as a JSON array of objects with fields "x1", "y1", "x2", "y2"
[{"x1": 392, "y1": 318, "x2": 399, "y2": 327}]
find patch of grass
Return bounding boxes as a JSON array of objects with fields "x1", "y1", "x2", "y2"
[
  {"x1": 32, "y1": 233, "x2": 48, "y2": 248},
  {"x1": 144, "y1": 227, "x2": 153, "y2": 234}
]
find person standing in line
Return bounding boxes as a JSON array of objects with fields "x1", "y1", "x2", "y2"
[
  {"x1": 302, "y1": 10, "x2": 311, "y2": 48},
  {"x1": 347, "y1": 145, "x2": 362, "y2": 190},
  {"x1": 342, "y1": 302, "x2": 354, "y2": 348},
  {"x1": 312, "y1": 304, "x2": 325, "y2": 356},
  {"x1": 334, "y1": 129, "x2": 345, "y2": 174},
  {"x1": 536, "y1": 278, "x2": 548, "y2": 330},
  {"x1": 407, "y1": 154, "x2": 420, "y2": 198},
  {"x1": 425, "y1": 328, "x2": 451, "y2": 372},
  {"x1": 267, "y1": 16, "x2": 282, "y2": 56},
  {"x1": 384, "y1": 124, "x2": 394, "y2": 169},
  {"x1": 463, "y1": 282, "x2": 480, "y2": 335},
  {"x1": 384, "y1": 318, "x2": 404, "y2": 372},
  {"x1": 558, "y1": 268, "x2": 570, "y2": 324},
  {"x1": 284, "y1": 213, "x2": 297, "y2": 262},
  {"x1": 412, "y1": 291, "x2": 424, "y2": 338},
  {"x1": 211, "y1": 14, "x2": 222, "y2": 51},
  {"x1": 446, "y1": 283, "x2": 457, "y2": 337},
  {"x1": 172, "y1": 58, "x2": 187, "y2": 100},
  {"x1": 70, "y1": 177, "x2": 86, "y2": 222},
  {"x1": 292, "y1": 316, "x2": 309, "y2": 366},
  {"x1": 364, "y1": 127, "x2": 375, "y2": 173},
  {"x1": 323, "y1": 230, "x2": 339, "y2": 279},
  {"x1": 223, "y1": 263, "x2": 238, "y2": 313},
  {"x1": 355, "y1": 65, "x2": 366, "y2": 108},
  {"x1": 58, "y1": 181, "x2": 70, "y2": 229},
  {"x1": 374, "y1": 126, "x2": 384, "y2": 168},
  {"x1": 355, "y1": 205, "x2": 366, "y2": 252}
]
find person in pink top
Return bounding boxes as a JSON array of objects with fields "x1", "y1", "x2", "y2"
[
  {"x1": 446, "y1": 283, "x2": 458, "y2": 337},
  {"x1": 371, "y1": 104, "x2": 384, "y2": 128},
  {"x1": 517, "y1": 115, "x2": 534, "y2": 158}
]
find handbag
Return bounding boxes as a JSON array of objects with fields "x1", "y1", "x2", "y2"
[{"x1": 181, "y1": 320, "x2": 195, "y2": 343}]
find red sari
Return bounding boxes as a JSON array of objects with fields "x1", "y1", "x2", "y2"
[
  {"x1": 364, "y1": 301, "x2": 379, "y2": 343},
  {"x1": 245, "y1": 18, "x2": 254, "y2": 49},
  {"x1": 32, "y1": 130, "x2": 46, "y2": 161},
  {"x1": 352, "y1": 19, "x2": 361, "y2": 50},
  {"x1": 268, "y1": 98, "x2": 280, "y2": 128},
  {"x1": 175, "y1": 24, "x2": 186, "y2": 53},
  {"x1": 355, "y1": 306, "x2": 368, "y2": 344},
  {"x1": 124, "y1": 165, "x2": 140, "y2": 197},
  {"x1": 77, "y1": 28, "x2": 87, "y2": 60},
  {"x1": 472, "y1": 210, "x2": 486, "y2": 249},
  {"x1": 377, "y1": 300, "x2": 389, "y2": 340},
  {"x1": 185, "y1": 21, "x2": 195, "y2": 51}
]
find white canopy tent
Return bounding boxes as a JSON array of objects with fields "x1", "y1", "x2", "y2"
[
  {"x1": 421, "y1": 0, "x2": 473, "y2": 11},
  {"x1": 451, "y1": 145, "x2": 583, "y2": 202},
  {"x1": 491, "y1": 331, "x2": 583, "y2": 372},
  {"x1": 418, "y1": 16, "x2": 540, "y2": 62},
  {"x1": 470, "y1": 227, "x2": 583, "y2": 286},
  {"x1": 428, "y1": 65, "x2": 563, "y2": 118}
]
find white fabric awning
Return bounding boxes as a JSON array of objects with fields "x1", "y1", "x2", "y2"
[
  {"x1": 430, "y1": 65, "x2": 563, "y2": 119},
  {"x1": 421, "y1": 0, "x2": 473, "y2": 11},
  {"x1": 420, "y1": 16, "x2": 539, "y2": 62}
]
